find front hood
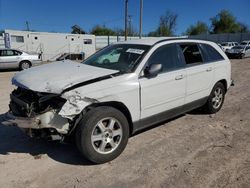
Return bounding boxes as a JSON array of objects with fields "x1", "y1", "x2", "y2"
[{"x1": 12, "y1": 60, "x2": 119, "y2": 94}]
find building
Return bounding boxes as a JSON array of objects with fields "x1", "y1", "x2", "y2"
[{"x1": 2, "y1": 29, "x2": 96, "y2": 61}]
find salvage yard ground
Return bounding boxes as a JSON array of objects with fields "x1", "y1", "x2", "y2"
[{"x1": 0, "y1": 59, "x2": 250, "y2": 188}]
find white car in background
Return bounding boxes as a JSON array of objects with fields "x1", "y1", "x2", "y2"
[
  {"x1": 0, "y1": 49, "x2": 41, "y2": 70},
  {"x1": 4, "y1": 39, "x2": 232, "y2": 163},
  {"x1": 97, "y1": 49, "x2": 121, "y2": 64},
  {"x1": 240, "y1": 40, "x2": 250, "y2": 46},
  {"x1": 220, "y1": 42, "x2": 238, "y2": 52},
  {"x1": 226, "y1": 45, "x2": 250, "y2": 59}
]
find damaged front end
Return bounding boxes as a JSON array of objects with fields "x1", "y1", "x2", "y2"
[{"x1": 6, "y1": 87, "x2": 72, "y2": 140}]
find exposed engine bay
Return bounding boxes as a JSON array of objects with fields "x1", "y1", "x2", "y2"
[{"x1": 8, "y1": 87, "x2": 72, "y2": 140}]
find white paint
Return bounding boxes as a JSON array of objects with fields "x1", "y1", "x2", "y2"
[{"x1": 11, "y1": 39, "x2": 231, "y2": 134}]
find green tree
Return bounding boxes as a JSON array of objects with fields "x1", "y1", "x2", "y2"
[
  {"x1": 238, "y1": 23, "x2": 249, "y2": 33},
  {"x1": 90, "y1": 25, "x2": 116, "y2": 36},
  {"x1": 148, "y1": 11, "x2": 178, "y2": 37},
  {"x1": 210, "y1": 10, "x2": 245, "y2": 33},
  {"x1": 185, "y1": 21, "x2": 209, "y2": 35},
  {"x1": 71, "y1": 25, "x2": 86, "y2": 34}
]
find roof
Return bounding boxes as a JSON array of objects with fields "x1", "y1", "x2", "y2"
[{"x1": 116, "y1": 37, "x2": 216, "y2": 46}]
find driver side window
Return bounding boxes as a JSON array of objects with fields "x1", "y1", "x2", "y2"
[{"x1": 146, "y1": 44, "x2": 182, "y2": 74}]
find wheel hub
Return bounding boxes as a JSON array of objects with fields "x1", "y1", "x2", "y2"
[{"x1": 91, "y1": 117, "x2": 123, "y2": 154}]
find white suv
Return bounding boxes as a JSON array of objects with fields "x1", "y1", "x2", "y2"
[{"x1": 4, "y1": 39, "x2": 231, "y2": 163}]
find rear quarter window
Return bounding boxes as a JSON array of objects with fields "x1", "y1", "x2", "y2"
[{"x1": 200, "y1": 44, "x2": 224, "y2": 63}]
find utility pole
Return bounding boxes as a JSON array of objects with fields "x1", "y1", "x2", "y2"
[
  {"x1": 139, "y1": 0, "x2": 143, "y2": 39},
  {"x1": 128, "y1": 15, "x2": 132, "y2": 36},
  {"x1": 125, "y1": 0, "x2": 128, "y2": 41},
  {"x1": 25, "y1": 21, "x2": 30, "y2": 31}
]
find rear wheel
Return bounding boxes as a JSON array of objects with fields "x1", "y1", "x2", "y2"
[
  {"x1": 203, "y1": 82, "x2": 225, "y2": 114},
  {"x1": 19, "y1": 61, "x2": 31, "y2": 70},
  {"x1": 75, "y1": 106, "x2": 129, "y2": 164}
]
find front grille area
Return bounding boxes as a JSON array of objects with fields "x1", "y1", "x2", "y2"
[{"x1": 9, "y1": 87, "x2": 66, "y2": 117}]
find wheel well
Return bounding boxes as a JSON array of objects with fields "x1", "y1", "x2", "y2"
[
  {"x1": 218, "y1": 79, "x2": 228, "y2": 92},
  {"x1": 19, "y1": 60, "x2": 31, "y2": 66},
  {"x1": 87, "y1": 101, "x2": 133, "y2": 135}
]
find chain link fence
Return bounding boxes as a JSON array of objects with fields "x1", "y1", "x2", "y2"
[{"x1": 188, "y1": 32, "x2": 250, "y2": 43}]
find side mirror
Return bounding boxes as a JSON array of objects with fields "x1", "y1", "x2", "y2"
[{"x1": 144, "y1": 64, "x2": 162, "y2": 78}]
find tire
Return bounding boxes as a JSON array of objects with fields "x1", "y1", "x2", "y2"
[
  {"x1": 203, "y1": 82, "x2": 226, "y2": 114},
  {"x1": 19, "y1": 61, "x2": 31, "y2": 70},
  {"x1": 75, "y1": 106, "x2": 129, "y2": 164}
]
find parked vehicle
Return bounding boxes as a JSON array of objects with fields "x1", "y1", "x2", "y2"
[
  {"x1": 220, "y1": 42, "x2": 238, "y2": 52},
  {"x1": 0, "y1": 49, "x2": 41, "y2": 70},
  {"x1": 56, "y1": 53, "x2": 85, "y2": 61},
  {"x1": 226, "y1": 45, "x2": 250, "y2": 59},
  {"x1": 96, "y1": 49, "x2": 121, "y2": 64},
  {"x1": 240, "y1": 40, "x2": 250, "y2": 46},
  {"x1": 4, "y1": 39, "x2": 232, "y2": 163}
]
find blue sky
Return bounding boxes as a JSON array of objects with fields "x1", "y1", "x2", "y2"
[{"x1": 0, "y1": 0, "x2": 249, "y2": 35}]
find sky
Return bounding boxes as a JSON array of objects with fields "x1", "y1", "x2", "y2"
[{"x1": 0, "y1": 0, "x2": 250, "y2": 35}]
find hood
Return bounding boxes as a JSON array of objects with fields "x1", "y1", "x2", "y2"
[{"x1": 12, "y1": 60, "x2": 119, "y2": 94}]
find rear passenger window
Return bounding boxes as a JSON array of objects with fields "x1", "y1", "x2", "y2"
[
  {"x1": 147, "y1": 44, "x2": 183, "y2": 73},
  {"x1": 1, "y1": 50, "x2": 15, "y2": 56},
  {"x1": 201, "y1": 44, "x2": 224, "y2": 62},
  {"x1": 179, "y1": 43, "x2": 203, "y2": 65}
]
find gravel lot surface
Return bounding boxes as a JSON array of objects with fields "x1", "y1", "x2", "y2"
[{"x1": 0, "y1": 59, "x2": 250, "y2": 188}]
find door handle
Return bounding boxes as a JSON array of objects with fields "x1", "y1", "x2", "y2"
[
  {"x1": 206, "y1": 67, "x2": 212, "y2": 72},
  {"x1": 175, "y1": 75, "x2": 184, "y2": 80}
]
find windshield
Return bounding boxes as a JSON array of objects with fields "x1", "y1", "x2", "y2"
[
  {"x1": 221, "y1": 43, "x2": 228, "y2": 46},
  {"x1": 83, "y1": 44, "x2": 150, "y2": 73},
  {"x1": 241, "y1": 42, "x2": 247, "y2": 45}
]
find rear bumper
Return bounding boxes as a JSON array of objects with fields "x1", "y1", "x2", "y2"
[
  {"x1": 2, "y1": 111, "x2": 70, "y2": 134},
  {"x1": 31, "y1": 60, "x2": 42, "y2": 66}
]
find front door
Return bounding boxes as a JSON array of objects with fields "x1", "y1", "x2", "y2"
[{"x1": 139, "y1": 44, "x2": 186, "y2": 119}]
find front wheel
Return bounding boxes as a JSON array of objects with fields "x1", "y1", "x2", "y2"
[
  {"x1": 203, "y1": 82, "x2": 226, "y2": 114},
  {"x1": 75, "y1": 106, "x2": 129, "y2": 164}
]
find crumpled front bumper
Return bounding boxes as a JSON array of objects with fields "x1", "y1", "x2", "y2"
[{"x1": 2, "y1": 110, "x2": 70, "y2": 134}]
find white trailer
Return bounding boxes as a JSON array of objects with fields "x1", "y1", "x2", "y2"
[{"x1": 4, "y1": 29, "x2": 96, "y2": 61}]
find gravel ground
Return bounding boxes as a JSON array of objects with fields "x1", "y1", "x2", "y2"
[{"x1": 0, "y1": 59, "x2": 250, "y2": 188}]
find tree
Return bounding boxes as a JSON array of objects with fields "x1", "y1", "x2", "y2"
[
  {"x1": 71, "y1": 25, "x2": 86, "y2": 34},
  {"x1": 185, "y1": 21, "x2": 209, "y2": 35},
  {"x1": 113, "y1": 28, "x2": 125, "y2": 36},
  {"x1": 148, "y1": 11, "x2": 178, "y2": 37},
  {"x1": 90, "y1": 25, "x2": 116, "y2": 36},
  {"x1": 210, "y1": 10, "x2": 245, "y2": 34},
  {"x1": 238, "y1": 23, "x2": 249, "y2": 33}
]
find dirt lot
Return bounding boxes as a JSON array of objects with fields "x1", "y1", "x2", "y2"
[{"x1": 0, "y1": 59, "x2": 250, "y2": 188}]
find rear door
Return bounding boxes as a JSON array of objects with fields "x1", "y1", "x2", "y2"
[
  {"x1": 0, "y1": 49, "x2": 20, "y2": 68},
  {"x1": 178, "y1": 43, "x2": 214, "y2": 104},
  {"x1": 139, "y1": 43, "x2": 186, "y2": 119}
]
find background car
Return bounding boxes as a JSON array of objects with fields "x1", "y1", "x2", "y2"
[
  {"x1": 240, "y1": 40, "x2": 250, "y2": 46},
  {"x1": 96, "y1": 49, "x2": 121, "y2": 64},
  {"x1": 0, "y1": 49, "x2": 42, "y2": 70},
  {"x1": 226, "y1": 45, "x2": 250, "y2": 59},
  {"x1": 220, "y1": 42, "x2": 238, "y2": 52}
]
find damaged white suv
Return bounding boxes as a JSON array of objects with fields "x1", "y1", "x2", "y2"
[{"x1": 5, "y1": 39, "x2": 231, "y2": 163}]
